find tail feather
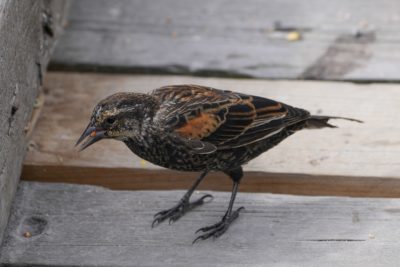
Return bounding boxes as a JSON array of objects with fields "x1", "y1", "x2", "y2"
[{"x1": 305, "y1": 115, "x2": 363, "y2": 129}]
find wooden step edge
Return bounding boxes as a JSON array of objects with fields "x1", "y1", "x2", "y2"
[{"x1": 21, "y1": 164, "x2": 400, "y2": 198}]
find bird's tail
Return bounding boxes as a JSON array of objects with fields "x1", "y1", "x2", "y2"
[{"x1": 305, "y1": 115, "x2": 363, "y2": 129}]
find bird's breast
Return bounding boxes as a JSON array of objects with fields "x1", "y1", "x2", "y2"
[{"x1": 123, "y1": 135, "x2": 216, "y2": 171}]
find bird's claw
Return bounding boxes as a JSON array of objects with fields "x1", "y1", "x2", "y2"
[
  {"x1": 152, "y1": 194, "x2": 213, "y2": 227},
  {"x1": 193, "y1": 207, "x2": 244, "y2": 244}
]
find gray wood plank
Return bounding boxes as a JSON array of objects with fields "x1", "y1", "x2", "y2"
[
  {"x1": 0, "y1": 0, "x2": 69, "y2": 245},
  {"x1": 51, "y1": 0, "x2": 400, "y2": 81},
  {"x1": 2, "y1": 181, "x2": 400, "y2": 266}
]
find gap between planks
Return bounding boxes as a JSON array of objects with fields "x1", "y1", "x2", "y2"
[
  {"x1": 22, "y1": 165, "x2": 400, "y2": 197},
  {"x1": 21, "y1": 72, "x2": 400, "y2": 197}
]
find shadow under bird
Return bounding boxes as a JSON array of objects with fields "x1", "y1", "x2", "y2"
[{"x1": 76, "y1": 85, "x2": 362, "y2": 243}]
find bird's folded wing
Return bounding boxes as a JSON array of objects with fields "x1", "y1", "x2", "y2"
[{"x1": 153, "y1": 85, "x2": 310, "y2": 152}]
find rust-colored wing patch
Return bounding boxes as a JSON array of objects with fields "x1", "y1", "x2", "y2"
[{"x1": 175, "y1": 112, "x2": 220, "y2": 139}]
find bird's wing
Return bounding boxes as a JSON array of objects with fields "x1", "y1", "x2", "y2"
[{"x1": 152, "y1": 85, "x2": 310, "y2": 152}]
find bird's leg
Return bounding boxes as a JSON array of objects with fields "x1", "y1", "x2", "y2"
[
  {"x1": 193, "y1": 167, "x2": 244, "y2": 243},
  {"x1": 152, "y1": 171, "x2": 212, "y2": 227}
]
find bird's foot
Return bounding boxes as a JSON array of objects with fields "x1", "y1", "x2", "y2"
[
  {"x1": 152, "y1": 194, "x2": 213, "y2": 227},
  {"x1": 193, "y1": 207, "x2": 244, "y2": 243}
]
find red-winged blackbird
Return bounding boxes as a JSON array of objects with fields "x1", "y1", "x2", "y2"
[{"x1": 77, "y1": 85, "x2": 361, "y2": 242}]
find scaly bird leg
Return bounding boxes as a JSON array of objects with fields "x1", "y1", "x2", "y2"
[
  {"x1": 193, "y1": 181, "x2": 243, "y2": 243},
  {"x1": 152, "y1": 171, "x2": 212, "y2": 227}
]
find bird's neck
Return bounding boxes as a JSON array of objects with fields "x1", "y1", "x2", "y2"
[{"x1": 133, "y1": 94, "x2": 160, "y2": 134}]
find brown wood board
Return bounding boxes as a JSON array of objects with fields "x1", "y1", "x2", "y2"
[{"x1": 22, "y1": 165, "x2": 400, "y2": 198}]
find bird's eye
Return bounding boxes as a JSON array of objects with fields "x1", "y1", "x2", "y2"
[{"x1": 106, "y1": 117, "x2": 116, "y2": 124}]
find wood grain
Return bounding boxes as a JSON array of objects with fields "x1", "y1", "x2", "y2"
[
  {"x1": 2, "y1": 182, "x2": 400, "y2": 266},
  {"x1": 22, "y1": 72, "x2": 400, "y2": 197},
  {"x1": 0, "y1": 0, "x2": 68, "y2": 245},
  {"x1": 51, "y1": 0, "x2": 400, "y2": 81}
]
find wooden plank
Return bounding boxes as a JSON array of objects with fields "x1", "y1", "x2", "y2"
[
  {"x1": 0, "y1": 0, "x2": 69, "y2": 245},
  {"x1": 2, "y1": 181, "x2": 400, "y2": 266},
  {"x1": 22, "y1": 72, "x2": 400, "y2": 197},
  {"x1": 50, "y1": 0, "x2": 400, "y2": 81}
]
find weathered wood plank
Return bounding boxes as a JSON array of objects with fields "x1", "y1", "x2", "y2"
[
  {"x1": 0, "y1": 0, "x2": 69, "y2": 245},
  {"x1": 22, "y1": 72, "x2": 400, "y2": 197},
  {"x1": 50, "y1": 0, "x2": 400, "y2": 81},
  {"x1": 2, "y1": 182, "x2": 400, "y2": 266}
]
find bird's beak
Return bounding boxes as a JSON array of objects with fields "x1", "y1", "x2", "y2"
[{"x1": 75, "y1": 124, "x2": 107, "y2": 151}]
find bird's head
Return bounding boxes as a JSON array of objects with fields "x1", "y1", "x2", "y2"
[{"x1": 76, "y1": 92, "x2": 158, "y2": 151}]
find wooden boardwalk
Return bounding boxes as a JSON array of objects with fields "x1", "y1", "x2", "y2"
[
  {"x1": 2, "y1": 182, "x2": 400, "y2": 267},
  {"x1": 2, "y1": 0, "x2": 400, "y2": 266}
]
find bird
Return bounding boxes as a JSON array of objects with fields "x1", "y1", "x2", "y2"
[{"x1": 76, "y1": 84, "x2": 362, "y2": 243}]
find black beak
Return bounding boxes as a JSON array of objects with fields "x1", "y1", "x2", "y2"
[{"x1": 75, "y1": 124, "x2": 107, "y2": 151}]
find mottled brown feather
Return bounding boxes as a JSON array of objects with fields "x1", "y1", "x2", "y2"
[{"x1": 152, "y1": 85, "x2": 309, "y2": 149}]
